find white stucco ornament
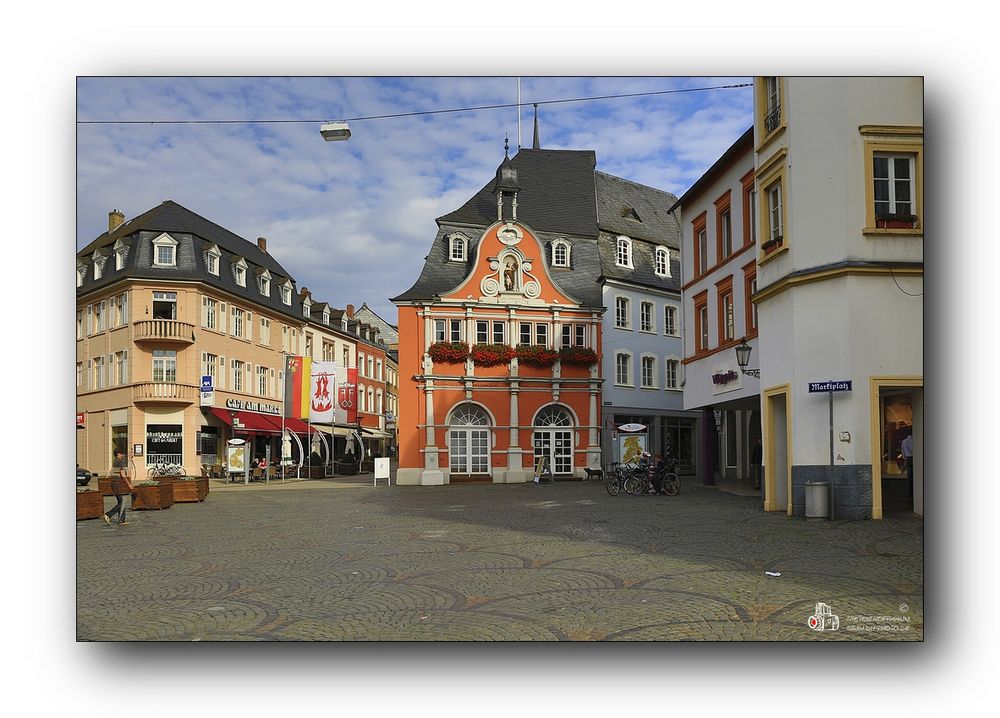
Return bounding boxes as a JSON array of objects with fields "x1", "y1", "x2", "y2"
[{"x1": 498, "y1": 223, "x2": 522, "y2": 246}]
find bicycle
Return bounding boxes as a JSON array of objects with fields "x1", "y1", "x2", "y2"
[
  {"x1": 624, "y1": 457, "x2": 680, "y2": 497},
  {"x1": 605, "y1": 463, "x2": 628, "y2": 496}
]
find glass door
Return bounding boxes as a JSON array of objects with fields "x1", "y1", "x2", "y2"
[{"x1": 553, "y1": 430, "x2": 572, "y2": 474}]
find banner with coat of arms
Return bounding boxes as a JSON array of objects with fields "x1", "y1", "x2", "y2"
[{"x1": 310, "y1": 361, "x2": 336, "y2": 423}]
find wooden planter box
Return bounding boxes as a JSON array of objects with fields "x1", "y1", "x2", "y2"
[
  {"x1": 76, "y1": 490, "x2": 104, "y2": 520},
  {"x1": 335, "y1": 461, "x2": 359, "y2": 475},
  {"x1": 172, "y1": 478, "x2": 208, "y2": 503},
  {"x1": 131, "y1": 483, "x2": 174, "y2": 510},
  {"x1": 98, "y1": 476, "x2": 114, "y2": 496}
]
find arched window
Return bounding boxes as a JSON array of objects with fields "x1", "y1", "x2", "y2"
[
  {"x1": 655, "y1": 246, "x2": 670, "y2": 277},
  {"x1": 448, "y1": 403, "x2": 491, "y2": 475},
  {"x1": 552, "y1": 240, "x2": 570, "y2": 267},
  {"x1": 532, "y1": 404, "x2": 574, "y2": 475},
  {"x1": 449, "y1": 234, "x2": 467, "y2": 262},
  {"x1": 616, "y1": 236, "x2": 632, "y2": 268}
]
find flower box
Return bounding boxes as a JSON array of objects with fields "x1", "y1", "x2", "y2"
[
  {"x1": 172, "y1": 477, "x2": 209, "y2": 503},
  {"x1": 471, "y1": 343, "x2": 515, "y2": 367},
  {"x1": 516, "y1": 345, "x2": 559, "y2": 368},
  {"x1": 558, "y1": 346, "x2": 598, "y2": 366},
  {"x1": 98, "y1": 476, "x2": 115, "y2": 496},
  {"x1": 76, "y1": 489, "x2": 104, "y2": 520},
  {"x1": 131, "y1": 481, "x2": 174, "y2": 510},
  {"x1": 428, "y1": 341, "x2": 470, "y2": 364}
]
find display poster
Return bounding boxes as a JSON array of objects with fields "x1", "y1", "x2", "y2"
[
  {"x1": 227, "y1": 443, "x2": 246, "y2": 473},
  {"x1": 617, "y1": 433, "x2": 647, "y2": 464}
]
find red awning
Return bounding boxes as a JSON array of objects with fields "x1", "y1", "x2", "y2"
[
  {"x1": 282, "y1": 417, "x2": 313, "y2": 435},
  {"x1": 207, "y1": 408, "x2": 283, "y2": 434}
]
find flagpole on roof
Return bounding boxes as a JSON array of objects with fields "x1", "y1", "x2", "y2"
[{"x1": 516, "y1": 77, "x2": 521, "y2": 150}]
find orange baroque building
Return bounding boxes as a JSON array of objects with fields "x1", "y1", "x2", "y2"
[{"x1": 393, "y1": 149, "x2": 604, "y2": 485}]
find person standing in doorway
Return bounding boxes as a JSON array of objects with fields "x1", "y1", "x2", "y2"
[
  {"x1": 103, "y1": 449, "x2": 133, "y2": 526},
  {"x1": 901, "y1": 430, "x2": 914, "y2": 497},
  {"x1": 751, "y1": 437, "x2": 763, "y2": 491}
]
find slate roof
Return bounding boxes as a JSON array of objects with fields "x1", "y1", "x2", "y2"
[
  {"x1": 355, "y1": 303, "x2": 399, "y2": 345},
  {"x1": 595, "y1": 172, "x2": 680, "y2": 247},
  {"x1": 392, "y1": 147, "x2": 683, "y2": 307},
  {"x1": 436, "y1": 149, "x2": 598, "y2": 237},
  {"x1": 76, "y1": 200, "x2": 304, "y2": 321}
]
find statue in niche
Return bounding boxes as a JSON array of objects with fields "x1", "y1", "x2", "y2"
[{"x1": 503, "y1": 257, "x2": 518, "y2": 291}]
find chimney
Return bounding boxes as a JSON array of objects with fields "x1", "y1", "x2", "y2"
[
  {"x1": 299, "y1": 286, "x2": 311, "y2": 299},
  {"x1": 257, "y1": 237, "x2": 268, "y2": 253},
  {"x1": 109, "y1": 210, "x2": 125, "y2": 233},
  {"x1": 346, "y1": 304, "x2": 355, "y2": 318}
]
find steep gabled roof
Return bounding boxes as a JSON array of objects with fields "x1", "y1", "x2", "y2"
[
  {"x1": 436, "y1": 149, "x2": 598, "y2": 237},
  {"x1": 595, "y1": 172, "x2": 680, "y2": 247}
]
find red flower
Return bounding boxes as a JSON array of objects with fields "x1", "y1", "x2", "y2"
[
  {"x1": 428, "y1": 341, "x2": 470, "y2": 364},
  {"x1": 516, "y1": 345, "x2": 559, "y2": 367},
  {"x1": 471, "y1": 343, "x2": 516, "y2": 367},
  {"x1": 558, "y1": 346, "x2": 598, "y2": 366}
]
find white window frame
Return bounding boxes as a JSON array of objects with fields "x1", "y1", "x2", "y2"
[
  {"x1": 93, "y1": 257, "x2": 103, "y2": 281},
  {"x1": 449, "y1": 320, "x2": 463, "y2": 342},
  {"x1": 322, "y1": 310, "x2": 330, "y2": 326},
  {"x1": 449, "y1": 235, "x2": 467, "y2": 262},
  {"x1": 873, "y1": 153, "x2": 916, "y2": 217},
  {"x1": 280, "y1": 281, "x2": 292, "y2": 306},
  {"x1": 258, "y1": 270, "x2": 271, "y2": 297},
  {"x1": 205, "y1": 244, "x2": 221, "y2": 275},
  {"x1": 615, "y1": 352, "x2": 633, "y2": 387},
  {"x1": 231, "y1": 307, "x2": 245, "y2": 338},
  {"x1": 640, "y1": 354, "x2": 657, "y2": 389},
  {"x1": 665, "y1": 357, "x2": 681, "y2": 390},
  {"x1": 152, "y1": 349, "x2": 177, "y2": 383},
  {"x1": 260, "y1": 317, "x2": 270, "y2": 345},
  {"x1": 655, "y1": 246, "x2": 669, "y2": 277},
  {"x1": 535, "y1": 323, "x2": 549, "y2": 348},
  {"x1": 202, "y1": 297, "x2": 217, "y2": 330},
  {"x1": 93, "y1": 356, "x2": 106, "y2": 390},
  {"x1": 114, "y1": 241, "x2": 127, "y2": 271},
  {"x1": 664, "y1": 305, "x2": 677, "y2": 336},
  {"x1": 302, "y1": 298, "x2": 311, "y2": 319},
  {"x1": 202, "y1": 352, "x2": 218, "y2": 388},
  {"x1": 152, "y1": 233, "x2": 178, "y2": 267},
  {"x1": 77, "y1": 263, "x2": 86, "y2": 287},
  {"x1": 257, "y1": 365, "x2": 268, "y2": 396},
  {"x1": 615, "y1": 296, "x2": 631, "y2": 329},
  {"x1": 767, "y1": 183, "x2": 783, "y2": 242},
  {"x1": 77, "y1": 311, "x2": 84, "y2": 340},
  {"x1": 615, "y1": 236, "x2": 633, "y2": 268},
  {"x1": 94, "y1": 300, "x2": 106, "y2": 333},
  {"x1": 234, "y1": 257, "x2": 248, "y2": 287},
  {"x1": 232, "y1": 359, "x2": 245, "y2": 393},
  {"x1": 116, "y1": 350, "x2": 128, "y2": 386},
  {"x1": 434, "y1": 320, "x2": 446, "y2": 343},
  {"x1": 698, "y1": 228, "x2": 708, "y2": 273},
  {"x1": 552, "y1": 240, "x2": 570, "y2": 267},
  {"x1": 640, "y1": 301, "x2": 654, "y2": 333},
  {"x1": 116, "y1": 292, "x2": 128, "y2": 327}
]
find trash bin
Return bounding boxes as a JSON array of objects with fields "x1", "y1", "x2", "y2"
[{"x1": 805, "y1": 481, "x2": 830, "y2": 518}]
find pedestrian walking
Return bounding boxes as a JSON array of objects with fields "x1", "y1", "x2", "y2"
[
  {"x1": 103, "y1": 449, "x2": 133, "y2": 526},
  {"x1": 900, "y1": 430, "x2": 914, "y2": 497},
  {"x1": 751, "y1": 437, "x2": 763, "y2": 490}
]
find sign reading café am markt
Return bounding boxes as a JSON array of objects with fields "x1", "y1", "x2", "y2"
[{"x1": 808, "y1": 380, "x2": 853, "y2": 393}]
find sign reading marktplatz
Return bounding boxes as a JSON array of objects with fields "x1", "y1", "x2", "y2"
[{"x1": 808, "y1": 380, "x2": 853, "y2": 393}]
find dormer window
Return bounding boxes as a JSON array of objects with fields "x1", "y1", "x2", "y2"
[
  {"x1": 616, "y1": 236, "x2": 633, "y2": 268},
  {"x1": 322, "y1": 309, "x2": 330, "y2": 326},
  {"x1": 302, "y1": 298, "x2": 311, "y2": 318},
  {"x1": 655, "y1": 247, "x2": 670, "y2": 277},
  {"x1": 280, "y1": 281, "x2": 292, "y2": 306},
  {"x1": 113, "y1": 239, "x2": 128, "y2": 271},
  {"x1": 234, "y1": 258, "x2": 247, "y2": 287},
  {"x1": 93, "y1": 258, "x2": 103, "y2": 281},
  {"x1": 77, "y1": 262, "x2": 86, "y2": 287},
  {"x1": 258, "y1": 269, "x2": 271, "y2": 297},
  {"x1": 552, "y1": 239, "x2": 571, "y2": 268},
  {"x1": 205, "y1": 244, "x2": 221, "y2": 276},
  {"x1": 449, "y1": 234, "x2": 467, "y2": 262},
  {"x1": 341, "y1": 318, "x2": 348, "y2": 332},
  {"x1": 152, "y1": 233, "x2": 178, "y2": 267}
]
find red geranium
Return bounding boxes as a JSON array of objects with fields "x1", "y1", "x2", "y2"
[
  {"x1": 516, "y1": 344, "x2": 559, "y2": 368},
  {"x1": 428, "y1": 341, "x2": 470, "y2": 364},
  {"x1": 471, "y1": 343, "x2": 516, "y2": 367},
  {"x1": 559, "y1": 346, "x2": 598, "y2": 366}
]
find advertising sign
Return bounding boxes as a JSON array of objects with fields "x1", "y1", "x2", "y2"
[
  {"x1": 200, "y1": 374, "x2": 215, "y2": 407},
  {"x1": 617, "y1": 432, "x2": 647, "y2": 464},
  {"x1": 76, "y1": 412, "x2": 86, "y2": 427}
]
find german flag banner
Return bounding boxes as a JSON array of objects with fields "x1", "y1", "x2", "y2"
[{"x1": 284, "y1": 355, "x2": 312, "y2": 420}]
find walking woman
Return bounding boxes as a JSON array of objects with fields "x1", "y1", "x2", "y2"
[{"x1": 103, "y1": 449, "x2": 133, "y2": 526}]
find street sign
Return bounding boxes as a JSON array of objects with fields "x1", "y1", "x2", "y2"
[{"x1": 808, "y1": 380, "x2": 852, "y2": 393}]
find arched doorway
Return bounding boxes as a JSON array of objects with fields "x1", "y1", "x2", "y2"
[
  {"x1": 532, "y1": 404, "x2": 575, "y2": 477},
  {"x1": 447, "y1": 403, "x2": 492, "y2": 480}
]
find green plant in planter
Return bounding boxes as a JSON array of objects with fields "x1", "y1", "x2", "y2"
[
  {"x1": 516, "y1": 344, "x2": 559, "y2": 367},
  {"x1": 133, "y1": 480, "x2": 160, "y2": 487},
  {"x1": 428, "y1": 341, "x2": 471, "y2": 364},
  {"x1": 559, "y1": 346, "x2": 598, "y2": 365},
  {"x1": 471, "y1": 343, "x2": 516, "y2": 367}
]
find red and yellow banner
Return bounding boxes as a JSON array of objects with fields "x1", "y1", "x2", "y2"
[{"x1": 284, "y1": 356, "x2": 312, "y2": 420}]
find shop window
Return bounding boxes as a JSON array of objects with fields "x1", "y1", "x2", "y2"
[{"x1": 146, "y1": 424, "x2": 182, "y2": 467}]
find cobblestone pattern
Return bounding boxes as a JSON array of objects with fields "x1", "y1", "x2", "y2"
[{"x1": 77, "y1": 481, "x2": 923, "y2": 641}]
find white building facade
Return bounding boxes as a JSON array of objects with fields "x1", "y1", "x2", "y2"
[{"x1": 752, "y1": 77, "x2": 923, "y2": 519}]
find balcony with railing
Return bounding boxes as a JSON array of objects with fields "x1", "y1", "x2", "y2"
[
  {"x1": 764, "y1": 103, "x2": 782, "y2": 134},
  {"x1": 133, "y1": 319, "x2": 196, "y2": 344},
  {"x1": 133, "y1": 381, "x2": 199, "y2": 404}
]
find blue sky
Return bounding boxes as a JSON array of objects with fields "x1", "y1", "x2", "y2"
[{"x1": 76, "y1": 76, "x2": 753, "y2": 321}]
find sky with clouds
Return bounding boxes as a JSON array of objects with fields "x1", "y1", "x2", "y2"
[{"x1": 77, "y1": 76, "x2": 752, "y2": 322}]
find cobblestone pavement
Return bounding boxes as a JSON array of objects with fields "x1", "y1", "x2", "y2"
[{"x1": 77, "y1": 479, "x2": 923, "y2": 641}]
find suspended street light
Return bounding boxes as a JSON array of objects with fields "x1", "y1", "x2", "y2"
[{"x1": 320, "y1": 121, "x2": 351, "y2": 141}]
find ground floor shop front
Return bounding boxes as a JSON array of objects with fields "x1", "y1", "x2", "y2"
[
  {"x1": 75, "y1": 396, "x2": 379, "y2": 479},
  {"x1": 603, "y1": 409, "x2": 700, "y2": 475}
]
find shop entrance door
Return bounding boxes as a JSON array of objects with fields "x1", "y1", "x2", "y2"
[
  {"x1": 533, "y1": 430, "x2": 572, "y2": 476},
  {"x1": 449, "y1": 428, "x2": 490, "y2": 475}
]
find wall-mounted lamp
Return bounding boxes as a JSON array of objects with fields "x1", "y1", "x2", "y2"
[
  {"x1": 735, "y1": 338, "x2": 760, "y2": 378},
  {"x1": 713, "y1": 408, "x2": 723, "y2": 433}
]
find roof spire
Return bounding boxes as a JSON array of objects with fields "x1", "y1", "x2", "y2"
[
  {"x1": 532, "y1": 103, "x2": 540, "y2": 149},
  {"x1": 504, "y1": 133, "x2": 510, "y2": 158}
]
